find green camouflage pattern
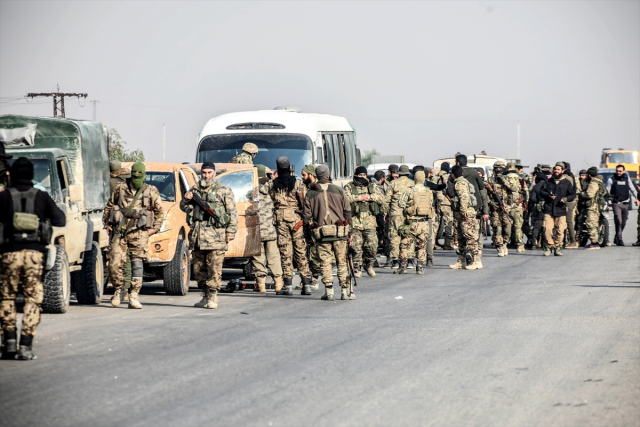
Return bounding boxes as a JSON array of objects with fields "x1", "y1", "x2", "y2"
[
  {"x1": 399, "y1": 220, "x2": 431, "y2": 265},
  {"x1": 267, "y1": 178, "x2": 306, "y2": 212},
  {"x1": 509, "y1": 205, "x2": 524, "y2": 246},
  {"x1": 109, "y1": 233, "x2": 149, "y2": 291},
  {"x1": 350, "y1": 228, "x2": 378, "y2": 268},
  {"x1": 192, "y1": 249, "x2": 225, "y2": 291},
  {"x1": 103, "y1": 182, "x2": 164, "y2": 233},
  {"x1": 398, "y1": 184, "x2": 435, "y2": 221},
  {"x1": 454, "y1": 211, "x2": 480, "y2": 257},
  {"x1": 0, "y1": 250, "x2": 44, "y2": 337},
  {"x1": 317, "y1": 240, "x2": 349, "y2": 288},
  {"x1": 344, "y1": 182, "x2": 383, "y2": 230},
  {"x1": 258, "y1": 183, "x2": 277, "y2": 242},
  {"x1": 490, "y1": 210, "x2": 513, "y2": 247},
  {"x1": 387, "y1": 215, "x2": 406, "y2": 259},
  {"x1": 229, "y1": 151, "x2": 254, "y2": 164},
  {"x1": 383, "y1": 176, "x2": 415, "y2": 217}
]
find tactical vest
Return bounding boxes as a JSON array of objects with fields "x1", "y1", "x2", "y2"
[
  {"x1": 610, "y1": 175, "x2": 631, "y2": 202},
  {"x1": 186, "y1": 182, "x2": 231, "y2": 228},
  {"x1": 312, "y1": 183, "x2": 350, "y2": 240},
  {"x1": 350, "y1": 183, "x2": 380, "y2": 217},
  {"x1": 107, "y1": 184, "x2": 155, "y2": 230},
  {"x1": 451, "y1": 180, "x2": 478, "y2": 210},
  {"x1": 404, "y1": 187, "x2": 435, "y2": 219},
  {"x1": 6, "y1": 187, "x2": 52, "y2": 244}
]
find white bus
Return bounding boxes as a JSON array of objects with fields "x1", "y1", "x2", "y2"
[{"x1": 195, "y1": 107, "x2": 361, "y2": 184}]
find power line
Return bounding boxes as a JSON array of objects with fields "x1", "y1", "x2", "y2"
[{"x1": 26, "y1": 85, "x2": 87, "y2": 118}]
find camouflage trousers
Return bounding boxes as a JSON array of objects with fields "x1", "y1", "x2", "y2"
[
  {"x1": 491, "y1": 208, "x2": 513, "y2": 247},
  {"x1": 439, "y1": 205, "x2": 454, "y2": 240},
  {"x1": 454, "y1": 211, "x2": 480, "y2": 257},
  {"x1": 399, "y1": 220, "x2": 431, "y2": 265},
  {"x1": 565, "y1": 201, "x2": 578, "y2": 243},
  {"x1": 543, "y1": 214, "x2": 567, "y2": 249},
  {"x1": 192, "y1": 248, "x2": 225, "y2": 291},
  {"x1": 388, "y1": 215, "x2": 405, "y2": 259},
  {"x1": 251, "y1": 240, "x2": 283, "y2": 279},
  {"x1": 584, "y1": 209, "x2": 600, "y2": 243},
  {"x1": 350, "y1": 227, "x2": 378, "y2": 268},
  {"x1": 276, "y1": 220, "x2": 311, "y2": 280},
  {"x1": 109, "y1": 232, "x2": 148, "y2": 293},
  {"x1": 509, "y1": 205, "x2": 524, "y2": 246},
  {"x1": 105, "y1": 249, "x2": 131, "y2": 291},
  {"x1": 308, "y1": 239, "x2": 323, "y2": 278},
  {"x1": 317, "y1": 240, "x2": 349, "y2": 288},
  {"x1": 0, "y1": 250, "x2": 44, "y2": 337}
]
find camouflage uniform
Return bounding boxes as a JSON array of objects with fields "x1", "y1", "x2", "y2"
[
  {"x1": 383, "y1": 176, "x2": 415, "y2": 260},
  {"x1": 579, "y1": 176, "x2": 604, "y2": 244},
  {"x1": 251, "y1": 182, "x2": 283, "y2": 281},
  {"x1": 486, "y1": 174, "x2": 518, "y2": 248},
  {"x1": 229, "y1": 151, "x2": 254, "y2": 165},
  {"x1": 103, "y1": 181, "x2": 163, "y2": 299},
  {"x1": 506, "y1": 168, "x2": 526, "y2": 248},
  {"x1": 397, "y1": 184, "x2": 435, "y2": 267},
  {"x1": 267, "y1": 179, "x2": 311, "y2": 280},
  {"x1": 0, "y1": 251, "x2": 44, "y2": 337},
  {"x1": 181, "y1": 179, "x2": 238, "y2": 295},
  {"x1": 452, "y1": 176, "x2": 480, "y2": 265},
  {"x1": 431, "y1": 170, "x2": 454, "y2": 246},
  {"x1": 344, "y1": 180, "x2": 383, "y2": 270}
]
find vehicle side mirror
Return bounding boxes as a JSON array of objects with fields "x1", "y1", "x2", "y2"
[{"x1": 68, "y1": 185, "x2": 82, "y2": 203}]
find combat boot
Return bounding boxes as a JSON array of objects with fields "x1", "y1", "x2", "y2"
[
  {"x1": 497, "y1": 246, "x2": 505, "y2": 257},
  {"x1": 543, "y1": 246, "x2": 552, "y2": 256},
  {"x1": 465, "y1": 258, "x2": 483, "y2": 270},
  {"x1": 204, "y1": 290, "x2": 218, "y2": 309},
  {"x1": 443, "y1": 238, "x2": 454, "y2": 250},
  {"x1": 554, "y1": 247, "x2": 563, "y2": 256},
  {"x1": 383, "y1": 257, "x2": 393, "y2": 268},
  {"x1": 632, "y1": 241, "x2": 640, "y2": 247},
  {"x1": 426, "y1": 258, "x2": 434, "y2": 267},
  {"x1": 366, "y1": 263, "x2": 376, "y2": 277},
  {"x1": 504, "y1": 246, "x2": 509, "y2": 256},
  {"x1": 321, "y1": 287, "x2": 335, "y2": 301},
  {"x1": 254, "y1": 276, "x2": 266, "y2": 293},
  {"x1": 123, "y1": 292, "x2": 130, "y2": 302},
  {"x1": 353, "y1": 266, "x2": 362, "y2": 278},
  {"x1": 393, "y1": 264, "x2": 408, "y2": 274},
  {"x1": 517, "y1": 245, "x2": 525, "y2": 253},
  {"x1": 15, "y1": 335, "x2": 36, "y2": 361},
  {"x1": 449, "y1": 255, "x2": 465, "y2": 269},
  {"x1": 301, "y1": 277, "x2": 313, "y2": 295},
  {"x1": 128, "y1": 292, "x2": 143, "y2": 309},
  {"x1": 566, "y1": 241, "x2": 579, "y2": 249},
  {"x1": 194, "y1": 288, "x2": 210, "y2": 308},
  {"x1": 341, "y1": 288, "x2": 356, "y2": 300},
  {"x1": 276, "y1": 278, "x2": 294, "y2": 295},
  {"x1": 274, "y1": 276, "x2": 284, "y2": 292},
  {"x1": 111, "y1": 289, "x2": 122, "y2": 307},
  {"x1": 2, "y1": 331, "x2": 17, "y2": 360},
  {"x1": 416, "y1": 265, "x2": 424, "y2": 275},
  {"x1": 311, "y1": 276, "x2": 320, "y2": 290}
]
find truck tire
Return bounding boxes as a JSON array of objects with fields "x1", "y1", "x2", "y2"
[
  {"x1": 42, "y1": 245, "x2": 71, "y2": 314},
  {"x1": 75, "y1": 241, "x2": 105, "y2": 304},
  {"x1": 243, "y1": 261, "x2": 255, "y2": 281},
  {"x1": 598, "y1": 215, "x2": 609, "y2": 247},
  {"x1": 163, "y1": 239, "x2": 190, "y2": 296}
]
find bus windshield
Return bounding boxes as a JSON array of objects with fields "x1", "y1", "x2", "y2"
[{"x1": 197, "y1": 133, "x2": 313, "y2": 177}]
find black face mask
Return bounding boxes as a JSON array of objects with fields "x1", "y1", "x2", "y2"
[
  {"x1": 353, "y1": 176, "x2": 369, "y2": 187},
  {"x1": 494, "y1": 168, "x2": 503, "y2": 175}
]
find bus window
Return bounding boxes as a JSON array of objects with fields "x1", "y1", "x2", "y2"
[
  {"x1": 339, "y1": 135, "x2": 348, "y2": 178},
  {"x1": 316, "y1": 147, "x2": 322, "y2": 164},
  {"x1": 323, "y1": 134, "x2": 334, "y2": 178},
  {"x1": 331, "y1": 134, "x2": 341, "y2": 180},
  {"x1": 343, "y1": 133, "x2": 354, "y2": 177}
]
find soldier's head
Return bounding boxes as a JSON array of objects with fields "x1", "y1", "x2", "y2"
[
  {"x1": 440, "y1": 162, "x2": 450, "y2": 173},
  {"x1": 425, "y1": 167, "x2": 433, "y2": 179},
  {"x1": 414, "y1": 170, "x2": 426, "y2": 185},
  {"x1": 301, "y1": 164, "x2": 317, "y2": 185},
  {"x1": 455, "y1": 154, "x2": 467, "y2": 166},
  {"x1": 534, "y1": 166, "x2": 542, "y2": 174},
  {"x1": 562, "y1": 161, "x2": 571, "y2": 173},
  {"x1": 388, "y1": 164, "x2": 399, "y2": 180},
  {"x1": 579, "y1": 169, "x2": 587, "y2": 180},
  {"x1": 476, "y1": 167, "x2": 485, "y2": 179},
  {"x1": 535, "y1": 173, "x2": 547, "y2": 183},
  {"x1": 276, "y1": 156, "x2": 291, "y2": 176},
  {"x1": 540, "y1": 164, "x2": 552, "y2": 174},
  {"x1": 451, "y1": 165, "x2": 464, "y2": 179},
  {"x1": 109, "y1": 159, "x2": 122, "y2": 172},
  {"x1": 553, "y1": 162, "x2": 564, "y2": 178},
  {"x1": 201, "y1": 161, "x2": 216, "y2": 183},
  {"x1": 374, "y1": 170, "x2": 385, "y2": 184},
  {"x1": 398, "y1": 165, "x2": 411, "y2": 177},
  {"x1": 587, "y1": 166, "x2": 597, "y2": 180},
  {"x1": 353, "y1": 166, "x2": 369, "y2": 186},
  {"x1": 315, "y1": 164, "x2": 330, "y2": 181},
  {"x1": 131, "y1": 162, "x2": 146, "y2": 189},
  {"x1": 493, "y1": 161, "x2": 505, "y2": 175},
  {"x1": 506, "y1": 162, "x2": 518, "y2": 174},
  {"x1": 242, "y1": 142, "x2": 259, "y2": 158},
  {"x1": 10, "y1": 157, "x2": 34, "y2": 186},
  {"x1": 412, "y1": 165, "x2": 425, "y2": 175}
]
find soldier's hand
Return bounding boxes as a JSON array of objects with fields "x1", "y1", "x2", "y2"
[
  {"x1": 635, "y1": 199, "x2": 640, "y2": 206},
  {"x1": 482, "y1": 214, "x2": 489, "y2": 221},
  {"x1": 106, "y1": 226, "x2": 112, "y2": 233},
  {"x1": 184, "y1": 191, "x2": 193, "y2": 201},
  {"x1": 226, "y1": 235, "x2": 234, "y2": 243},
  {"x1": 147, "y1": 229, "x2": 157, "y2": 236},
  {"x1": 358, "y1": 194, "x2": 370, "y2": 202}
]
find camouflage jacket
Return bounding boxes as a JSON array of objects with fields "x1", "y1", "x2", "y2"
[
  {"x1": 103, "y1": 181, "x2": 164, "y2": 235},
  {"x1": 344, "y1": 181, "x2": 384, "y2": 230},
  {"x1": 431, "y1": 170, "x2": 450, "y2": 207},
  {"x1": 266, "y1": 178, "x2": 306, "y2": 224},
  {"x1": 486, "y1": 174, "x2": 519, "y2": 211},
  {"x1": 258, "y1": 182, "x2": 276, "y2": 242},
  {"x1": 506, "y1": 172, "x2": 527, "y2": 206},
  {"x1": 229, "y1": 151, "x2": 253, "y2": 164},
  {"x1": 453, "y1": 176, "x2": 476, "y2": 216},
  {"x1": 579, "y1": 177, "x2": 604, "y2": 212},
  {"x1": 180, "y1": 179, "x2": 238, "y2": 251},
  {"x1": 398, "y1": 184, "x2": 436, "y2": 221},
  {"x1": 383, "y1": 176, "x2": 415, "y2": 217}
]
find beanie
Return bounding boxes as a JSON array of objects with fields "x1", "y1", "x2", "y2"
[
  {"x1": 315, "y1": 164, "x2": 330, "y2": 180},
  {"x1": 587, "y1": 167, "x2": 597, "y2": 177},
  {"x1": 451, "y1": 165, "x2": 464, "y2": 178},
  {"x1": 355, "y1": 166, "x2": 368, "y2": 176},
  {"x1": 440, "y1": 162, "x2": 450, "y2": 173},
  {"x1": 202, "y1": 161, "x2": 215, "y2": 171}
]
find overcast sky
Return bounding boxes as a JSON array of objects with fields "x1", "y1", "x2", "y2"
[{"x1": 1, "y1": 0, "x2": 638, "y2": 170}]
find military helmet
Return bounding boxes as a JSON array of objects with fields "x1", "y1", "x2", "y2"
[
  {"x1": 242, "y1": 142, "x2": 259, "y2": 154},
  {"x1": 540, "y1": 164, "x2": 551, "y2": 172},
  {"x1": 506, "y1": 162, "x2": 517, "y2": 171},
  {"x1": 493, "y1": 161, "x2": 506, "y2": 169}
]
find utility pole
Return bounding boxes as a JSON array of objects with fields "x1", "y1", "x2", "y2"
[
  {"x1": 516, "y1": 122, "x2": 521, "y2": 161},
  {"x1": 163, "y1": 124, "x2": 166, "y2": 162},
  {"x1": 91, "y1": 100, "x2": 99, "y2": 121},
  {"x1": 26, "y1": 85, "x2": 88, "y2": 118}
]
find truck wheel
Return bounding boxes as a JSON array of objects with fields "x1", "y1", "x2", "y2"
[
  {"x1": 598, "y1": 216, "x2": 609, "y2": 246},
  {"x1": 163, "y1": 239, "x2": 190, "y2": 296},
  {"x1": 243, "y1": 262, "x2": 255, "y2": 281},
  {"x1": 42, "y1": 245, "x2": 71, "y2": 314},
  {"x1": 75, "y1": 241, "x2": 105, "y2": 304}
]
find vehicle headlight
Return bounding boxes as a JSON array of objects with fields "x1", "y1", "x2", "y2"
[{"x1": 159, "y1": 218, "x2": 171, "y2": 233}]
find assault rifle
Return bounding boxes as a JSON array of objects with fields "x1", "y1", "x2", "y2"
[
  {"x1": 485, "y1": 183, "x2": 506, "y2": 212},
  {"x1": 191, "y1": 191, "x2": 224, "y2": 227},
  {"x1": 347, "y1": 245, "x2": 358, "y2": 296}
]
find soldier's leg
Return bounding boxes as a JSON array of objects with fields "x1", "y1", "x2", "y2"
[
  {"x1": 123, "y1": 249, "x2": 132, "y2": 292},
  {"x1": 290, "y1": 225, "x2": 311, "y2": 289},
  {"x1": 333, "y1": 240, "x2": 353, "y2": 300},
  {"x1": 449, "y1": 213, "x2": 466, "y2": 269},
  {"x1": 0, "y1": 252, "x2": 22, "y2": 348},
  {"x1": 108, "y1": 237, "x2": 127, "y2": 291},
  {"x1": 491, "y1": 211, "x2": 503, "y2": 246},
  {"x1": 389, "y1": 216, "x2": 404, "y2": 260},
  {"x1": 585, "y1": 210, "x2": 600, "y2": 244},
  {"x1": 317, "y1": 242, "x2": 335, "y2": 300},
  {"x1": 362, "y1": 228, "x2": 379, "y2": 267},
  {"x1": 276, "y1": 221, "x2": 294, "y2": 280},
  {"x1": 264, "y1": 240, "x2": 283, "y2": 279},
  {"x1": 192, "y1": 249, "x2": 208, "y2": 289},
  {"x1": 543, "y1": 214, "x2": 556, "y2": 249},
  {"x1": 350, "y1": 228, "x2": 365, "y2": 270},
  {"x1": 308, "y1": 239, "x2": 323, "y2": 280},
  {"x1": 18, "y1": 250, "x2": 44, "y2": 339},
  {"x1": 126, "y1": 232, "x2": 149, "y2": 309},
  {"x1": 251, "y1": 242, "x2": 268, "y2": 279},
  {"x1": 565, "y1": 202, "x2": 577, "y2": 243},
  {"x1": 462, "y1": 215, "x2": 481, "y2": 268},
  {"x1": 203, "y1": 250, "x2": 225, "y2": 308},
  {"x1": 513, "y1": 207, "x2": 524, "y2": 247},
  {"x1": 398, "y1": 233, "x2": 412, "y2": 268},
  {"x1": 554, "y1": 216, "x2": 567, "y2": 249},
  {"x1": 416, "y1": 222, "x2": 429, "y2": 265}
]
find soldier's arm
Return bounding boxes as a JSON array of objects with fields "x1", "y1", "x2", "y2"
[
  {"x1": 344, "y1": 183, "x2": 358, "y2": 203},
  {"x1": 224, "y1": 188, "x2": 238, "y2": 238},
  {"x1": 43, "y1": 191, "x2": 66, "y2": 227},
  {"x1": 102, "y1": 185, "x2": 120, "y2": 226},
  {"x1": 369, "y1": 186, "x2": 384, "y2": 204},
  {"x1": 342, "y1": 191, "x2": 352, "y2": 221},
  {"x1": 583, "y1": 182, "x2": 598, "y2": 200},
  {"x1": 457, "y1": 182, "x2": 472, "y2": 216},
  {"x1": 383, "y1": 181, "x2": 394, "y2": 213},
  {"x1": 303, "y1": 193, "x2": 313, "y2": 242}
]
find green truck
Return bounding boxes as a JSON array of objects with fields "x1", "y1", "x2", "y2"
[{"x1": 0, "y1": 115, "x2": 111, "y2": 313}]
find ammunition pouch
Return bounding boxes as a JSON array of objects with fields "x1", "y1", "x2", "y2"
[
  {"x1": 108, "y1": 205, "x2": 124, "y2": 225},
  {"x1": 398, "y1": 223, "x2": 412, "y2": 238},
  {"x1": 276, "y1": 208, "x2": 298, "y2": 223}
]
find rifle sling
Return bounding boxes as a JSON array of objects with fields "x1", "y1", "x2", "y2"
[{"x1": 115, "y1": 185, "x2": 146, "y2": 239}]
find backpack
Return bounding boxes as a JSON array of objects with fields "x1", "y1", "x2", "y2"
[
  {"x1": 404, "y1": 187, "x2": 435, "y2": 218},
  {"x1": 7, "y1": 187, "x2": 52, "y2": 244}
]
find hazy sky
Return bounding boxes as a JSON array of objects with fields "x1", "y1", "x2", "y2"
[{"x1": 1, "y1": 1, "x2": 638, "y2": 170}]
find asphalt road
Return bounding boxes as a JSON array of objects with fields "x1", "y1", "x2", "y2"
[{"x1": 1, "y1": 211, "x2": 639, "y2": 427}]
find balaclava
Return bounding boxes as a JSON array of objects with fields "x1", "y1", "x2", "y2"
[{"x1": 131, "y1": 162, "x2": 146, "y2": 190}]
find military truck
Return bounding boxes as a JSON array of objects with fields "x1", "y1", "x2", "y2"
[{"x1": 0, "y1": 115, "x2": 111, "y2": 313}]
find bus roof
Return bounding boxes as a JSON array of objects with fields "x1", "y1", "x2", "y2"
[{"x1": 198, "y1": 110, "x2": 353, "y2": 142}]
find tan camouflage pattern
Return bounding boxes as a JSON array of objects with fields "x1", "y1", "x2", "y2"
[
  {"x1": 454, "y1": 177, "x2": 475, "y2": 215},
  {"x1": 431, "y1": 171, "x2": 451, "y2": 207},
  {"x1": 258, "y1": 183, "x2": 277, "y2": 242},
  {"x1": 509, "y1": 205, "x2": 525, "y2": 246},
  {"x1": 317, "y1": 240, "x2": 349, "y2": 288},
  {"x1": 267, "y1": 178, "x2": 307, "y2": 212},
  {"x1": 229, "y1": 151, "x2": 254, "y2": 164},
  {"x1": 398, "y1": 184, "x2": 435, "y2": 221},
  {"x1": 185, "y1": 179, "x2": 238, "y2": 251},
  {"x1": 344, "y1": 182, "x2": 383, "y2": 230},
  {"x1": 387, "y1": 215, "x2": 406, "y2": 259},
  {"x1": 487, "y1": 175, "x2": 519, "y2": 211},
  {"x1": 251, "y1": 240, "x2": 283, "y2": 278},
  {"x1": 490, "y1": 210, "x2": 513, "y2": 247},
  {"x1": 276, "y1": 221, "x2": 311, "y2": 280},
  {"x1": 584, "y1": 210, "x2": 600, "y2": 242},
  {"x1": 350, "y1": 228, "x2": 378, "y2": 268},
  {"x1": 453, "y1": 177, "x2": 480, "y2": 256},
  {"x1": 109, "y1": 233, "x2": 149, "y2": 290},
  {"x1": 0, "y1": 250, "x2": 44, "y2": 337},
  {"x1": 399, "y1": 220, "x2": 430, "y2": 265},
  {"x1": 583, "y1": 177, "x2": 603, "y2": 212},
  {"x1": 383, "y1": 176, "x2": 415, "y2": 217},
  {"x1": 192, "y1": 249, "x2": 225, "y2": 291},
  {"x1": 103, "y1": 182, "x2": 164, "y2": 233}
]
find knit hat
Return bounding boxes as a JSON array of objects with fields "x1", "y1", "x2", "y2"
[
  {"x1": 10, "y1": 157, "x2": 34, "y2": 185},
  {"x1": 276, "y1": 156, "x2": 290, "y2": 170},
  {"x1": 579, "y1": 169, "x2": 587, "y2": 175},
  {"x1": 302, "y1": 164, "x2": 317, "y2": 176},
  {"x1": 355, "y1": 166, "x2": 368, "y2": 176},
  {"x1": 440, "y1": 162, "x2": 450, "y2": 173},
  {"x1": 315, "y1": 164, "x2": 330, "y2": 180},
  {"x1": 202, "y1": 161, "x2": 215, "y2": 171},
  {"x1": 555, "y1": 161, "x2": 565, "y2": 169},
  {"x1": 587, "y1": 166, "x2": 598, "y2": 177},
  {"x1": 388, "y1": 164, "x2": 399, "y2": 173}
]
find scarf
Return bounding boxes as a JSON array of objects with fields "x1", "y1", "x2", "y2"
[
  {"x1": 274, "y1": 171, "x2": 297, "y2": 192},
  {"x1": 353, "y1": 176, "x2": 369, "y2": 187}
]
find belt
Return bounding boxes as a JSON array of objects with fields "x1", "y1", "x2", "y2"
[
  {"x1": 411, "y1": 217, "x2": 430, "y2": 222},
  {"x1": 613, "y1": 201, "x2": 629, "y2": 205}
]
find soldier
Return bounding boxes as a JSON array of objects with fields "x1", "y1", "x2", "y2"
[
  {"x1": 103, "y1": 162, "x2": 164, "y2": 308},
  {"x1": 303, "y1": 164, "x2": 353, "y2": 301},
  {"x1": 562, "y1": 162, "x2": 580, "y2": 248},
  {"x1": 267, "y1": 157, "x2": 312, "y2": 295},
  {"x1": 539, "y1": 163, "x2": 576, "y2": 256},
  {"x1": 109, "y1": 159, "x2": 130, "y2": 193},
  {"x1": 395, "y1": 170, "x2": 444, "y2": 274},
  {"x1": 486, "y1": 162, "x2": 518, "y2": 257},
  {"x1": 251, "y1": 165, "x2": 283, "y2": 293},
  {"x1": 229, "y1": 142, "x2": 259, "y2": 164},
  {"x1": 383, "y1": 165, "x2": 415, "y2": 269},
  {"x1": 574, "y1": 170, "x2": 589, "y2": 243},
  {"x1": 181, "y1": 161, "x2": 237, "y2": 308},
  {"x1": 540, "y1": 164, "x2": 552, "y2": 179},
  {"x1": 372, "y1": 170, "x2": 388, "y2": 267},
  {"x1": 526, "y1": 173, "x2": 548, "y2": 250},
  {"x1": 449, "y1": 166, "x2": 482, "y2": 270},
  {"x1": 0, "y1": 142, "x2": 11, "y2": 191},
  {"x1": 344, "y1": 166, "x2": 383, "y2": 278},
  {"x1": 106, "y1": 160, "x2": 132, "y2": 299},
  {"x1": 432, "y1": 162, "x2": 455, "y2": 251},
  {"x1": 0, "y1": 158, "x2": 66, "y2": 360},
  {"x1": 300, "y1": 164, "x2": 322, "y2": 290},
  {"x1": 505, "y1": 162, "x2": 527, "y2": 253},
  {"x1": 578, "y1": 167, "x2": 604, "y2": 250}
]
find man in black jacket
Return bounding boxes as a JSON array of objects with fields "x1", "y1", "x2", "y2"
[
  {"x1": 0, "y1": 158, "x2": 66, "y2": 360},
  {"x1": 606, "y1": 165, "x2": 638, "y2": 246},
  {"x1": 526, "y1": 173, "x2": 548, "y2": 249},
  {"x1": 539, "y1": 163, "x2": 576, "y2": 256}
]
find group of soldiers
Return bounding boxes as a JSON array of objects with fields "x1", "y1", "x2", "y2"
[{"x1": 2, "y1": 141, "x2": 640, "y2": 361}]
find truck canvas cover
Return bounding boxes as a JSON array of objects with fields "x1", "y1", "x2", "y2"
[{"x1": 0, "y1": 115, "x2": 110, "y2": 211}]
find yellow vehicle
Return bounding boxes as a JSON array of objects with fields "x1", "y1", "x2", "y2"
[{"x1": 600, "y1": 148, "x2": 639, "y2": 178}]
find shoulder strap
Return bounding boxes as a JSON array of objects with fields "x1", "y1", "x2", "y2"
[
  {"x1": 8, "y1": 187, "x2": 38, "y2": 214},
  {"x1": 124, "y1": 186, "x2": 145, "y2": 215},
  {"x1": 320, "y1": 183, "x2": 334, "y2": 225},
  {"x1": 143, "y1": 185, "x2": 150, "y2": 207}
]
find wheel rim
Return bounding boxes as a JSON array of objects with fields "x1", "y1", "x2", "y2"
[{"x1": 182, "y1": 251, "x2": 189, "y2": 292}]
